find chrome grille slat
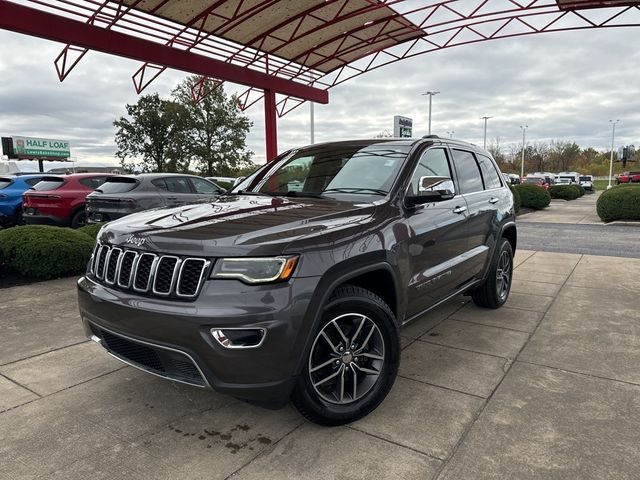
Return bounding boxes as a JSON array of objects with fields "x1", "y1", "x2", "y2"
[{"x1": 89, "y1": 243, "x2": 207, "y2": 300}]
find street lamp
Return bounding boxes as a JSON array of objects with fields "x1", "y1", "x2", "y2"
[
  {"x1": 608, "y1": 119, "x2": 620, "y2": 189},
  {"x1": 481, "y1": 116, "x2": 493, "y2": 149},
  {"x1": 446, "y1": 130, "x2": 455, "y2": 138},
  {"x1": 422, "y1": 91, "x2": 440, "y2": 135},
  {"x1": 520, "y1": 125, "x2": 528, "y2": 178}
]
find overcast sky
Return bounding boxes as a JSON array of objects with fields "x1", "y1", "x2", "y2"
[{"x1": 1, "y1": 23, "x2": 639, "y2": 167}]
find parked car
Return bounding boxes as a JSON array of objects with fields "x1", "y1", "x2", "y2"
[
  {"x1": 556, "y1": 171, "x2": 581, "y2": 184},
  {"x1": 78, "y1": 137, "x2": 517, "y2": 425},
  {"x1": 0, "y1": 174, "x2": 50, "y2": 227},
  {"x1": 531, "y1": 171, "x2": 556, "y2": 185},
  {"x1": 522, "y1": 176, "x2": 550, "y2": 189},
  {"x1": 86, "y1": 174, "x2": 225, "y2": 223},
  {"x1": 616, "y1": 171, "x2": 640, "y2": 184},
  {"x1": 502, "y1": 173, "x2": 520, "y2": 185},
  {"x1": 579, "y1": 175, "x2": 593, "y2": 191},
  {"x1": 22, "y1": 173, "x2": 115, "y2": 228}
]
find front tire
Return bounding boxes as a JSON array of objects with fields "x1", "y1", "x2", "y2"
[
  {"x1": 471, "y1": 238, "x2": 513, "y2": 309},
  {"x1": 291, "y1": 285, "x2": 400, "y2": 426}
]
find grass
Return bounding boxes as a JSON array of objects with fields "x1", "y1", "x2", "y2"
[{"x1": 593, "y1": 180, "x2": 612, "y2": 191}]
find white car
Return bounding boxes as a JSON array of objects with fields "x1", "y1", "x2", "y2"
[{"x1": 579, "y1": 175, "x2": 593, "y2": 191}]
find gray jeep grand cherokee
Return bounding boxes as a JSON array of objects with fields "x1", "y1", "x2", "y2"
[{"x1": 78, "y1": 136, "x2": 516, "y2": 425}]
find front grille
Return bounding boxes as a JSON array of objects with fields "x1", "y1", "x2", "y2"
[
  {"x1": 88, "y1": 242, "x2": 209, "y2": 300},
  {"x1": 91, "y1": 324, "x2": 205, "y2": 386}
]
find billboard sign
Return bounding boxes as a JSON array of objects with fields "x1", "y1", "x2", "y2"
[
  {"x1": 393, "y1": 116, "x2": 413, "y2": 138},
  {"x1": 12, "y1": 136, "x2": 70, "y2": 159}
]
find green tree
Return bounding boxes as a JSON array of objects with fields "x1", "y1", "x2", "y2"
[
  {"x1": 113, "y1": 93, "x2": 187, "y2": 173},
  {"x1": 172, "y1": 76, "x2": 253, "y2": 177}
]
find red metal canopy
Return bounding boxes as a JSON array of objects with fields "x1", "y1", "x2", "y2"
[{"x1": 1, "y1": 0, "x2": 639, "y2": 160}]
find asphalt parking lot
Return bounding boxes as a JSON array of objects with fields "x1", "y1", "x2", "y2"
[{"x1": 2, "y1": 245, "x2": 640, "y2": 479}]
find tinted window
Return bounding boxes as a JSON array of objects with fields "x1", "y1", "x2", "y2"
[
  {"x1": 79, "y1": 177, "x2": 108, "y2": 189},
  {"x1": 408, "y1": 148, "x2": 453, "y2": 196},
  {"x1": 190, "y1": 177, "x2": 221, "y2": 194},
  {"x1": 164, "y1": 177, "x2": 192, "y2": 193},
  {"x1": 24, "y1": 178, "x2": 43, "y2": 187},
  {"x1": 452, "y1": 150, "x2": 483, "y2": 194},
  {"x1": 579, "y1": 176, "x2": 590, "y2": 181},
  {"x1": 31, "y1": 177, "x2": 65, "y2": 191},
  {"x1": 98, "y1": 178, "x2": 138, "y2": 193},
  {"x1": 477, "y1": 155, "x2": 502, "y2": 189},
  {"x1": 0, "y1": 178, "x2": 13, "y2": 189}
]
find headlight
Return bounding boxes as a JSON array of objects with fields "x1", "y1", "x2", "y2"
[{"x1": 210, "y1": 256, "x2": 299, "y2": 284}]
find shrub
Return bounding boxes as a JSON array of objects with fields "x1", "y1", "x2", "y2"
[
  {"x1": 513, "y1": 184, "x2": 551, "y2": 210},
  {"x1": 509, "y1": 184, "x2": 521, "y2": 213},
  {"x1": 570, "y1": 184, "x2": 585, "y2": 197},
  {"x1": 596, "y1": 185, "x2": 640, "y2": 222},
  {"x1": 78, "y1": 222, "x2": 106, "y2": 239},
  {"x1": 0, "y1": 225, "x2": 95, "y2": 278},
  {"x1": 549, "y1": 185, "x2": 578, "y2": 200}
]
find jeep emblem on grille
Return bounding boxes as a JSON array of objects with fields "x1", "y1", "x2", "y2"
[{"x1": 124, "y1": 234, "x2": 146, "y2": 247}]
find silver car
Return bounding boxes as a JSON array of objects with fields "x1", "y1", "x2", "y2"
[{"x1": 86, "y1": 173, "x2": 224, "y2": 223}]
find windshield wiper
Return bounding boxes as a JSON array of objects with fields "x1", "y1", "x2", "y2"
[
  {"x1": 265, "y1": 191, "x2": 322, "y2": 198},
  {"x1": 322, "y1": 188, "x2": 388, "y2": 196}
]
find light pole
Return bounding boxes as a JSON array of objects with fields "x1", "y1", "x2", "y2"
[
  {"x1": 422, "y1": 91, "x2": 440, "y2": 135},
  {"x1": 481, "y1": 116, "x2": 492, "y2": 149},
  {"x1": 608, "y1": 119, "x2": 620, "y2": 189},
  {"x1": 310, "y1": 102, "x2": 315, "y2": 144},
  {"x1": 446, "y1": 130, "x2": 455, "y2": 138},
  {"x1": 520, "y1": 125, "x2": 528, "y2": 178}
]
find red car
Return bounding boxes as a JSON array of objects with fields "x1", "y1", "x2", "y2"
[
  {"x1": 616, "y1": 171, "x2": 640, "y2": 184},
  {"x1": 23, "y1": 173, "x2": 115, "y2": 228},
  {"x1": 522, "y1": 176, "x2": 550, "y2": 189}
]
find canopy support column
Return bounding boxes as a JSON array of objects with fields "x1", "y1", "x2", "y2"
[{"x1": 264, "y1": 89, "x2": 278, "y2": 161}]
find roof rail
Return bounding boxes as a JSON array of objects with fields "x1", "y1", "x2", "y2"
[{"x1": 422, "y1": 134, "x2": 440, "y2": 139}]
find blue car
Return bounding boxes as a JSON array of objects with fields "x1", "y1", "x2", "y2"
[{"x1": 0, "y1": 174, "x2": 49, "y2": 227}]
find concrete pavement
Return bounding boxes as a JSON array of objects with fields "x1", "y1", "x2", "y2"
[
  {"x1": 517, "y1": 190, "x2": 601, "y2": 224},
  {"x1": 2, "y1": 251, "x2": 640, "y2": 479}
]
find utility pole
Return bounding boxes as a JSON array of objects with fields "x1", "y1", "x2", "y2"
[
  {"x1": 520, "y1": 125, "x2": 528, "y2": 178},
  {"x1": 310, "y1": 102, "x2": 315, "y2": 145},
  {"x1": 608, "y1": 119, "x2": 620, "y2": 189},
  {"x1": 422, "y1": 91, "x2": 440, "y2": 135},
  {"x1": 481, "y1": 116, "x2": 493, "y2": 149}
]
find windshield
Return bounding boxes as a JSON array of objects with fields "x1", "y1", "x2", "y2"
[
  {"x1": 233, "y1": 143, "x2": 411, "y2": 197},
  {"x1": 97, "y1": 177, "x2": 139, "y2": 194},
  {"x1": 0, "y1": 178, "x2": 12, "y2": 190},
  {"x1": 31, "y1": 177, "x2": 65, "y2": 191},
  {"x1": 579, "y1": 176, "x2": 590, "y2": 181}
]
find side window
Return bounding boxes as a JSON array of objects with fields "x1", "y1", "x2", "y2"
[
  {"x1": 151, "y1": 178, "x2": 168, "y2": 190},
  {"x1": 452, "y1": 149, "x2": 483, "y2": 194},
  {"x1": 79, "y1": 178, "x2": 95, "y2": 188},
  {"x1": 477, "y1": 155, "x2": 502, "y2": 189},
  {"x1": 190, "y1": 177, "x2": 219, "y2": 194},
  {"x1": 408, "y1": 148, "x2": 453, "y2": 196},
  {"x1": 164, "y1": 177, "x2": 192, "y2": 193}
]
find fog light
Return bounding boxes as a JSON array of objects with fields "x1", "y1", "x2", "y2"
[{"x1": 211, "y1": 328, "x2": 266, "y2": 349}]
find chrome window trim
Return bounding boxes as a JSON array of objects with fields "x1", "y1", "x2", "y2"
[{"x1": 176, "y1": 258, "x2": 210, "y2": 298}]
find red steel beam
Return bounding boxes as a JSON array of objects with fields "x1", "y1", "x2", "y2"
[
  {"x1": 264, "y1": 89, "x2": 278, "y2": 160},
  {"x1": 0, "y1": 0, "x2": 328, "y2": 104}
]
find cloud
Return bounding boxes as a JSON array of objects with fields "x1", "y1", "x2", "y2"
[{"x1": 1, "y1": 23, "x2": 639, "y2": 168}]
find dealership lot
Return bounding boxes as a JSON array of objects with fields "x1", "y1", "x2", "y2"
[{"x1": 2, "y1": 248, "x2": 640, "y2": 479}]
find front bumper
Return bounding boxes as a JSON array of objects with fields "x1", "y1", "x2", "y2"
[{"x1": 77, "y1": 274, "x2": 320, "y2": 408}]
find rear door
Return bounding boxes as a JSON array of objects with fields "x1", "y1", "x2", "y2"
[
  {"x1": 159, "y1": 176, "x2": 199, "y2": 207},
  {"x1": 404, "y1": 146, "x2": 471, "y2": 316},
  {"x1": 451, "y1": 149, "x2": 504, "y2": 279}
]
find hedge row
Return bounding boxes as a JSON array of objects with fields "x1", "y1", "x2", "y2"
[
  {"x1": 596, "y1": 184, "x2": 640, "y2": 222},
  {"x1": 509, "y1": 185, "x2": 521, "y2": 214},
  {"x1": 512, "y1": 184, "x2": 551, "y2": 210},
  {"x1": 549, "y1": 184, "x2": 584, "y2": 200},
  {"x1": 0, "y1": 225, "x2": 96, "y2": 279}
]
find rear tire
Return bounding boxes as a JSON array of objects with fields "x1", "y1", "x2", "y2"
[
  {"x1": 471, "y1": 238, "x2": 513, "y2": 309},
  {"x1": 70, "y1": 209, "x2": 87, "y2": 229},
  {"x1": 291, "y1": 285, "x2": 400, "y2": 426}
]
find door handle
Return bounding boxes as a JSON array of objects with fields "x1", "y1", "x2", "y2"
[
  {"x1": 453, "y1": 206, "x2": 467, "y2": 214},
  {"x1": 167, "y1": 196, "x2": 178, "y2": 200},
  {"x1": 489, "y1": 197, "x2": 499, "y2": 204}
]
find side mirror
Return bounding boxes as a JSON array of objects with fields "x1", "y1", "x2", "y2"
[
  {"x1": 406, "y1": 176, "x2": 455, "y2": 207},
  {"x1": 232, "y1": 177, "x2": 245, "y2": 187}
]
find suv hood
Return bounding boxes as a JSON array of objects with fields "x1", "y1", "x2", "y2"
[{"x1": 99, "y1": 194, "x2": 377, "y2": 257}]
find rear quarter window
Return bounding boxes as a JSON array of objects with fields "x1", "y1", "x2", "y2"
[{"x1": 0, "y1": 178, "x2": 13, "y2": 190}]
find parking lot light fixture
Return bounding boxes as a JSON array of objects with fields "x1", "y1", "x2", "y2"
[
  {"x1": 422, "y1": 91, "x2": 440, "y2": 135},
  {"x1": 481, "y1": 116, "x2": 493, "y2": 149},
  {"x1": 608, "y1": 119, "x2": 620, "y2": 190},
  {"x1": 520, "y1": 125, "x2": 528, "y2": 178},
  {"x1": 447, "y1": 130, "x2": 455, "y2": 138}
]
